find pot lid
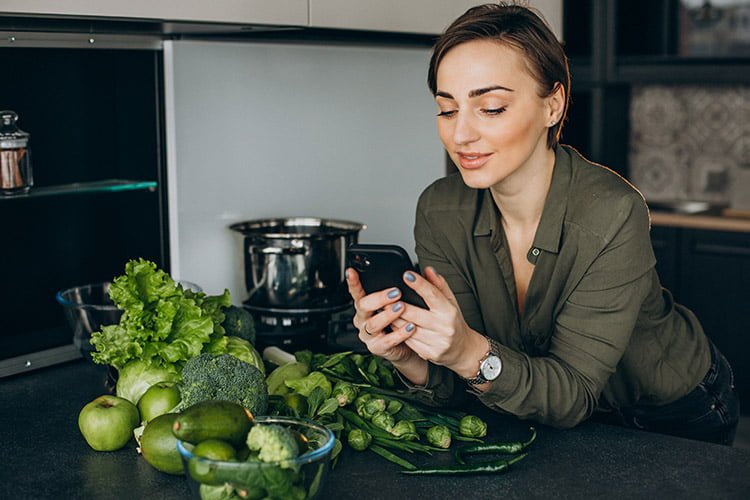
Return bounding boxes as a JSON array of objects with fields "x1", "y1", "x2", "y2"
[{"x1": 229, "y1": 217, "x2": 366, "y2": 238}]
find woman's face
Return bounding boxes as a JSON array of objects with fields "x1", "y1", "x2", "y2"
[{"x1": 435, "y1": 39, "x2": 561, "y2": 190}]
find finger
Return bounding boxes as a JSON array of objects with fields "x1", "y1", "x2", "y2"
[
  {"x1": 423, "y1": 266, "x2": 458, "y2": 304},
  {"x1": 345, "y1": 267, "x2": 366, "y2": 301},
  {"x1": 402, "y1": 270, "x2": 445, "y2": 311},
  {"x1": 361, "y1": 301, "x2": 406, "y2": 334},
  {"x1": 358, "y1": 285, "x2": 403, "y2": 314},
  {"x1": 376, "y1": 321, "x2": 417, "y2": 348}
]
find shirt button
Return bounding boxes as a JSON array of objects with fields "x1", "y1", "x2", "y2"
[{"x1": 531, "y1": 248, "x2": 540, "y2": 256}]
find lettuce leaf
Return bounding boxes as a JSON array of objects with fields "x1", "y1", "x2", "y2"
[{"x1": 90, "y1": 258, "x2": 231, "y2": 370}]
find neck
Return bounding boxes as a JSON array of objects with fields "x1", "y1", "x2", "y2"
[{"x1": 490, "y1": 147, "x2": 555, "y2": 227}]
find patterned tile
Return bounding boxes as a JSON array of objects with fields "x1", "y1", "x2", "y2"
[{"x1": 629, "y1": 84, "x2": 750, "y2": 206}]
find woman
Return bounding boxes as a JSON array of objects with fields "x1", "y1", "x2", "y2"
[{"x1": 345, "y1": 2, "x2": 739, "y2": 445}]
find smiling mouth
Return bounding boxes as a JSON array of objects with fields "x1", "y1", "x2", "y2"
[{"x1": 457, "y1": 152, "x2": 492, "y2": 169}]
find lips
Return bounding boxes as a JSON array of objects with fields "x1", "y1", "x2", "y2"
[{"x1": 457, "y1": 152, "x2": 492, "y2": 170}]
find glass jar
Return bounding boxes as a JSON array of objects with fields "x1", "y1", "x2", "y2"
[{"x1": 0, "y1": 110, "x2": 33, "y2": 195}]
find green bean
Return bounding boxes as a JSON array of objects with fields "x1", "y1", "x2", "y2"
[
  {"x1": 369, "y1": 444, "x2": 417, "y2": 470},
  {"x1": 454, "y1": 427, "x2": 537, "y2": 464},
  {"x1": 401, "y1": 452, "x2": 528, "y2": 475}
]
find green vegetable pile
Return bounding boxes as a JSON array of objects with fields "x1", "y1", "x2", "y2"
[
  {"x1": 263, "y1": 350, "x2": 535, "y2": 474},
  {"x1": 89, "y1": 258, "x2": 264, "y2": 406}
]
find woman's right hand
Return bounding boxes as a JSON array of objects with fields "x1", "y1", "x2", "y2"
[{"x1": 345, "y1": 267, "x2": 418, "y2": 364}]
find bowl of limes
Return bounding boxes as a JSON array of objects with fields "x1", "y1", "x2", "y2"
[{"x1": 176, "y1": 415, "x2": 336, "y2": 500}]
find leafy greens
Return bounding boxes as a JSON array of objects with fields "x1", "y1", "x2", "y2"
[{"x1": 90, "y1": 258, "x2": 231, "y2": 370}]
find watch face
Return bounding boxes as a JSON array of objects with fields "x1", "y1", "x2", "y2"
[{"x1": 480, "y1": 355, "x2": 502, "y2": 381}]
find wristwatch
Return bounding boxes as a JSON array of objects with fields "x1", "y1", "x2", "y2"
[{"x1": 465, "y1": 336, "x2": 503, "y2": 386}]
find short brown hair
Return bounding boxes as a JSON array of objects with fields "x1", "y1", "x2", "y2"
[{"x1": 427, "y1": 2, "x2": 570, "y2": 149}]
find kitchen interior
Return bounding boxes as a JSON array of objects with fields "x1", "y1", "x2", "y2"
[{"x1": 1, "y1": 0, "x2": 750, "y2": 498}]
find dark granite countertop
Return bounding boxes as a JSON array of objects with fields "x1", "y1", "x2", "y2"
[{"x1": 2, "y1": 359, "x2": 749, "y2": 499}]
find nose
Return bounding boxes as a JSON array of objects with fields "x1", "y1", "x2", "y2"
[{"x1": 452, "y1": 112, "x2": 479, "y2": 145}]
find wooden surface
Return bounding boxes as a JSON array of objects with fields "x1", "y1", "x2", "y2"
[{"x1": 650, "y1": 210, "x2": 750, "y2": 233}]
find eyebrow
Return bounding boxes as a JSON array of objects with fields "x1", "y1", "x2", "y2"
[{"x1": 435, "y1": 85, "x2": 514, "y2": 100}]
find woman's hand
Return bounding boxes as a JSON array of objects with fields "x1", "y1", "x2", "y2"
[
  {"x1": 400, "y1": 266, "x2": 489, "y2": 379},
  {"x1": 345, "y1": 267, "x2": 417, "y2": 364}
]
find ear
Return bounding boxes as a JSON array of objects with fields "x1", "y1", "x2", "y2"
[{"x1": 545, "y1": 82, "x2": 565, "y2": 127}]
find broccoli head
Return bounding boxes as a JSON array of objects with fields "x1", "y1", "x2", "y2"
[
  {"x1": 178, "y1": 353, "x2": 268, "y2": 415},
  {"x1": 221, "y1": 305, "x2": 256, "y2": 345},
  {"x1": 246, "y1": 423, "x2": 300, "y2": 464}
]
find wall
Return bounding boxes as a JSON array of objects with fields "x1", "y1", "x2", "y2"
[
  {"x1": 164, "y1": 41, "x2": 444, "y2": 301},
  {"x1": 628, "y1": 84, "x2": 750, "y2": 208}
]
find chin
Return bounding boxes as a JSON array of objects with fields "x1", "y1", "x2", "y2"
[{"x1": 457, "y1": 169, "x2": 496, "y2": 190}]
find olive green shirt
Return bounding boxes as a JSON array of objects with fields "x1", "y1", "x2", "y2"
[{"x1": 408, "y1": 145, "x2": 711, "y2": 429}]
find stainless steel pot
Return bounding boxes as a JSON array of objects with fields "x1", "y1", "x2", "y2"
[{"x1": 229, "y1": 217, "x2": 365, "y2": 309}]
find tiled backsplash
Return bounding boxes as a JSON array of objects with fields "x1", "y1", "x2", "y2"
[{"x1": 629, "y1": 84, "x2": 750, "y2": 208}]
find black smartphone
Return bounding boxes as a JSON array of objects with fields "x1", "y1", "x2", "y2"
[{"x1": 347, "y1": 243, "x2": 427, "y2": 309}]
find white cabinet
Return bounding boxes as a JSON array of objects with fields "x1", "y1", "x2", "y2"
[
  {"x1": 0, "y1": 0, "x2": 309, "y2": 26},
  {"x1": 308, "y1": 0, "x2": 562, "y2": 38}
]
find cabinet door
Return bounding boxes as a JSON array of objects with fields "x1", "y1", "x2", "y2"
[
  {"x1": 309, "y1": 0, "x2": 562, "y2": 37},
  {"x1": 679, "y1": 229, "x2": 750, "y2": 409},
  {"x1": 0, "y1": 0, "x2": 308, "y2": 26}
]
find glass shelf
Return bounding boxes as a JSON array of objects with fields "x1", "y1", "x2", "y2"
[{"x1": 0, "y1": 179, "x2": 157, "y2": 201}]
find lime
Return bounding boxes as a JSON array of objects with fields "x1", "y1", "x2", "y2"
[
  {"x1": 140, "y1": 413, "x2": 183, "y2": 475},
  {"x1": 193, "y1": 439, "x2": 237, "y2": 461}
]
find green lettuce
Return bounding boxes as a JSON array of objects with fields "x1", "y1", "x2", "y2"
[{"x1": 90, "y1": 258, "x2": 231, "y2": 370}]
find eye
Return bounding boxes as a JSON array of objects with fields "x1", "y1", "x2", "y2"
[
  {"x1": 437, "y1": 110, "x2": 457, "y2": 118},
  {"x1": 482, "y1": 107, "x2": 507, "y2": 115}
]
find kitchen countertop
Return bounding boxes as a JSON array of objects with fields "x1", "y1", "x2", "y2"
[
  {"x1": 2, "y1": 360, "x2": 750, "y2": 500},
  {"x1": 650, "y1": 210, "x2": 750, "y2": 233}
]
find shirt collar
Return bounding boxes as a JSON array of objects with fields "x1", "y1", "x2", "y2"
[{"x1": 472, "y1": 145, "x2": 571, "y2": 255}]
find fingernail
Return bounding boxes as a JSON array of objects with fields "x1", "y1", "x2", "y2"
[
  {"x1": 345, "y1": 269, "x2": 350, "y2": 280},
  {"x1": 404, "y1": 271, "x2": 416, "y2": 282},
  {"x1": 405, "y1": 323, "x2": 415, "y2": 332},
  {"x1": 391, "y1": 302, "x2": 403, "y2": 312},
  {"x1": 387, "y1": 288, "x2": 400, "y2": 299}
]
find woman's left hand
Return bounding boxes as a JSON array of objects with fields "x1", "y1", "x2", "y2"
[{"x1": 400, "y1": 266, "x2": 489, "y2": 378}]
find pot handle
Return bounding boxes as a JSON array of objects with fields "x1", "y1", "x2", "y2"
[{"x1": 250, "y1": 246, "x2": 306, "y2": 255}]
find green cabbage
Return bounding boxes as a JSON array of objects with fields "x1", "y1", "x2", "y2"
[
  {"x1": 115, "y1": 359, "x2": 181, "y2": 404},
  {"x1": 225, "y1": 336, "x2": 265, "y2": 375}
]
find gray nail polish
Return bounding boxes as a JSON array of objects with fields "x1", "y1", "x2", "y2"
[
  {"x1": 387, "y1": 288, "x2": 400, "y2": 299},
  {"x1": 406, "y1": 323, "x2": 415, "y2": 332},
  {"x1": 404, "y1": 271, "x2": 416, "y2": 282},
  {"x1": 391, "y1": 302, "x2": 403, "y2": 312}
]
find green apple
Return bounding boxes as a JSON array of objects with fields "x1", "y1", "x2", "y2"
[
  {"x1": 78, "y1": 395, "x2": 140, "y2": 451},
  {"x1": 137, "y1": 381, "x2": 181, "y2": 423}
]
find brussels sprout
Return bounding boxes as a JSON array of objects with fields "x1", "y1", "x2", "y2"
[
  {"x1": 371, "y1": 411, "x2": 395, "y2": 432},
  {"x1": 385, "y1": 399, "x2": 402, "y2": 415},
  {"x1": 347, "y1": 428, "x2": 372, "y2": 451},
  {"x1": 426, "y1": 425, "x2": 452, "y2": 449},
  {"x1": 353, "y1": 393, "x2": 373, "y2": 413},
  {"x1": 360, "y1": 398, "x2": 386, "y2": 419},
  {"x1": 390, "y1": 420, "x2": 418, "y2": 440},
  {"x1": 458, "y1": 415, "x2": 488, "y2": 438},
  {"x1": 332, "y1": 381, "x2": 359, "y2": 407}
]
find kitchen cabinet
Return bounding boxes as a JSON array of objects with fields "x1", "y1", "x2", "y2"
[
  {"x1": 309, "y1": 0, "x2": 562, "y2": 37},
  {"x1": 651, "y1": 224, "x2": 750, "y2": 413},
  {"x1": 0, "y1": 46, "x2": 166, "y2": 376},
  {"x1": 0, "y1": 0, "x2": 308, "y2": 27},
  {"x1": 562, "y1": 0, "x2": 750, "y2": 175}
]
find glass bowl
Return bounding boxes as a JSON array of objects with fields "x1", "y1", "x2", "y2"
[
  {"x1": 56, "y1": 280, "x2": 201, "y2": 359},
  {"x1": 177, "y1": 416, "x2": 336, "y2": 500}
]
